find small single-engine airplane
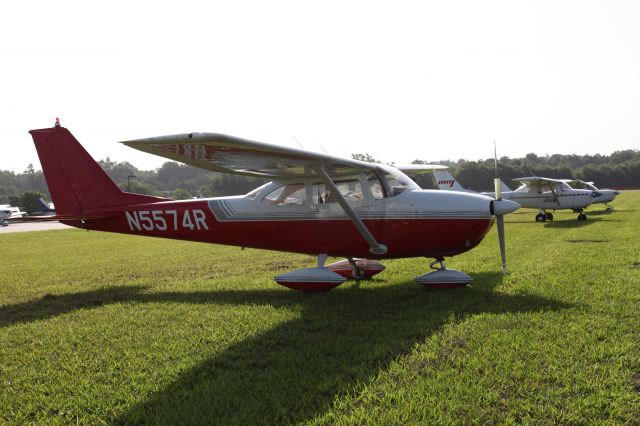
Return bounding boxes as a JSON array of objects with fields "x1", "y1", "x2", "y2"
[
  {"x1": 19, "y1": 119, "x2": 520, "y2": 291},
  {"x1": 0, "y1": 207, "x2": 11, "y2": 226},
  {"x1": 561, "y1": 179, "x2": 619, "y2": 211},
  {"x1": 30, "y1": 197, "x2": 56, "y2": 215},
  {"x1": 433, "y1": 170, "x2": 594, "y2": 222},
  {"x1": 0, "y1": 205, "x2": 26, "y2": 226}
]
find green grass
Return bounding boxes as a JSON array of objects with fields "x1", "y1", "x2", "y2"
[{"x1": 1, "y1": 193, "x2": 639, "y2": 424}]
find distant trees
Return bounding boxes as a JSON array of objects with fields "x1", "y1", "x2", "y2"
[
  {"x1": 0, "y1": 165, "x2": 49, "y2": 205},
  {"x1": 1, "y1": 149, "x2": 638, "y2": 204},
  {"x1": 352, "y1": 153, "x2": 380, "y2": 163}
]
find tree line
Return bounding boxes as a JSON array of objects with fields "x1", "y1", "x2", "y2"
[{"x1": 1, "y1": 149, "x2": 638, "y2": 211}]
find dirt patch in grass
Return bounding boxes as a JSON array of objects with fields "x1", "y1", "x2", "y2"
[
  {"x1": 566, "y1": 239, "x2": 609, "y2": 243},
  {"x1": 261, "y1": 261, "x2": 301, "y2": 271}
]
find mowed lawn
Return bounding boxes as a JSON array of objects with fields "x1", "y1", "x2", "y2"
[{"x1": 1, "y1": 192, "x2": 639, "y2": 425}]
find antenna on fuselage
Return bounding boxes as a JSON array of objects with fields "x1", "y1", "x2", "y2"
[
  {"x1": 314, "y1": 139, "x2": 327, "y2": 153},
  {"x1": 293, "y1": 136, "x2": 304, "y2": 149}
]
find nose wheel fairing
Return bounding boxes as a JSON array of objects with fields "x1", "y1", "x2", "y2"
[
  {"x1": 274, "y1": 267, "x2": 347, "y2": 292},
  {"x1": 415, "y1": 259, "x2": 472, "y2": 289}
]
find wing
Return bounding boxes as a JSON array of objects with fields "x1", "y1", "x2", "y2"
[
  {"x1": 122, "y1": 131, "x2": 392, "y2": 254},
  {"x1": 121, "y1": 133, "x2": 379, "y2": 179},
  {"x1": 561, "y1": 179, "x2": 583, "y2": 186},
  {"x1": 512, "y1": 176, "x2": 565, "y2": 186},
  {"x1": 396, "y1": 164, "x2": 449, "y2": 175}
]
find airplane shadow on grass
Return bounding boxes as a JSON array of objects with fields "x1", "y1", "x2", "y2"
[
  {"x1": 1, "y1": 275, "x2": 571, "y2": 425},
  {"x1": 542, "y1": 217, "x2": 620, "y2": 228}
]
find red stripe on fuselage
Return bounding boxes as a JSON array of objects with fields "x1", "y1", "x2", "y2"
[{"x1": 67, "y1": 200, "x2": 493, "y2": 259}]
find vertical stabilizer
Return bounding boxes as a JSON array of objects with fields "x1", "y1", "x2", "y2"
[
  {"x1": 433, "y1": 170, "x2": 467, "y2": 192},
  {"x1": 500, "y1": 180, "x2": 512, "y2": 192},
  {"x1": 29, "y1": 123, "x2": 167, "y2": 215}
]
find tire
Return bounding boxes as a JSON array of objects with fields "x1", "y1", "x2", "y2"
[
  {"x1": 545, "y1": 213, "x2": 554, "y2": 221},
  {"x1": 535, "y1": 213, "x2": 546, "y2": 222},
  {"x1": 578, "y1": 213, "x2": 587, "y2": 221}
]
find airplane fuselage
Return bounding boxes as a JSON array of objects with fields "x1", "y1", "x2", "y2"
[
  {"x1": 591, "y1": 189, "x2": 617, "y2": 204},
  {"x1": 483, "y1": 188, "x2": 593, "y2": 211},
  {"x1": 66, "y1": 187, "x2": 497, "y2": 259}
]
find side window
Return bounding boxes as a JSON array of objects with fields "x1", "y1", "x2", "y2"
[
  {"x1": 262, "y1": 184, "x2": 306, "y2": 206},
  {"x1": 312, "y1": 178, "x2": 363, "y2": 205},
  {"x1": 368, "y1": 175, "x2": 385, "y2": 200},
  {"x1": 386, "y1": 174, "x2": 409, "y2": 196}
]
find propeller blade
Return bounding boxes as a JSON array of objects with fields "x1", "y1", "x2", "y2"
[
  {"x1": 494, "y1": 140, "x2": 498, "y2": 178},
  {"x1": 494, "y1": 177, "x2": 502, "y2": 201},
  {"x1": 491, "y1": 199, "x2": 518, "y2": 275},
  {"x1": 496, "y1": 214, "x2": 507, "y2": 274},
  {"x1": 493, "y1": 141, "x2": 502, "y2": 200}
]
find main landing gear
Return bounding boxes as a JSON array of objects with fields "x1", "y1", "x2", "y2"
[
  {"x1": 414, "y1": 258, "x2": 472, "y2": 289},
  {"x1": 274, "y1": 254, "x2": 386, "y2": 292},
  {"x1": 535, "y1": 210, "x2": 587, "y2": 221},
  {"x1": 535, "y1": 210, "x2": 554, "y2": 222},
  {"x1": 274, "y1": 255, "x2": 473, "y2": 291},
  {"x1": 573, "y1": 209, "x2": 587, "y2": 221}
]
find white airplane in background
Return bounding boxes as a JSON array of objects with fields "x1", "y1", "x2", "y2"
[
  {"x1": 433, "y1": 170, "x2": 594, "y2": 222},
  {"x1": 0, "y1": 205, "x2": 26, "y2": 226},
  {"x1": 561, "y1": 179, "x2": 619, "y2": 211},
  {"x1": 0, "y1": 207, "x2": 10, "y2": 226}
]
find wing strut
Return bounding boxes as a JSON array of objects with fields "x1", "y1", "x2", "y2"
[
  {"x1": 548, "y1": 184, "x2": 561, "y2": 207},
  {"x1": 314, "y1": 166, "x2": 388, "y2": 255}
]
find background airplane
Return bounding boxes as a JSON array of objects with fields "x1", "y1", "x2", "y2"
[
  {"x1": 433, "y1": 170, "x2": 594, "y2": 222},
  {"x1": 19, "y1": 120, "x2": 519, "y2": 290},
  {"x1": 561, "y1": 179, "x2": 619, "y2": 211},
  {"x1": 0, "y1": 205, "x2": 26, "y2": 226},
  {"x1": 31, "y1": 197, "x2": 56, "y2": 215},
  {"x1": 0, "y1": 207, "x2": 10, "y2": 226}
]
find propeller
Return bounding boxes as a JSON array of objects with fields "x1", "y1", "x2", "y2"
[{"x1": 493, "y1": 141, "x2": 508, "y2": 274}]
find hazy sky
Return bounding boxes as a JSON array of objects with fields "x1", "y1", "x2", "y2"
[{"x1": 1, "y1": 0, "x2": 639, "y2": 172}]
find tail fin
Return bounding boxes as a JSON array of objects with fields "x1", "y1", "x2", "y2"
[
  {"x1": 37, "y1": 197, "x2": 55, "y2": 213},
  {"x1": 29, "y1": 124, "x2": 168, "y2": 215},
  {"x1": 433, "y1": 170, "x2": 466, "y2": 192}
]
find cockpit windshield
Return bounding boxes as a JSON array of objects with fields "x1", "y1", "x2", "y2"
[
  {"x1": 376, "y1": 164, "x2": 420, "y2": 196},
  {"x1": 559, "y1": 182, "x2": 573, "y2": 191}
]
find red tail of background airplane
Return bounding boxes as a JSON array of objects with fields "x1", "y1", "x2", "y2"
[{"x1": 29, "y1": 121, "x2": 167, "y2": 216}]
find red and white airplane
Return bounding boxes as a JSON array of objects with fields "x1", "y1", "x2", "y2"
[{"x1": 21, "y1": 119, "x2": 520, "y2": 291}]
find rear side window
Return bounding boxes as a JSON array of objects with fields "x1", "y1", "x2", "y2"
[
  {"x1": 262, "y1": 184, "x2": 306, "y2": 206},
  {"x1": 312, "y1": 178, "x2": 363, "y2": 204}
]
